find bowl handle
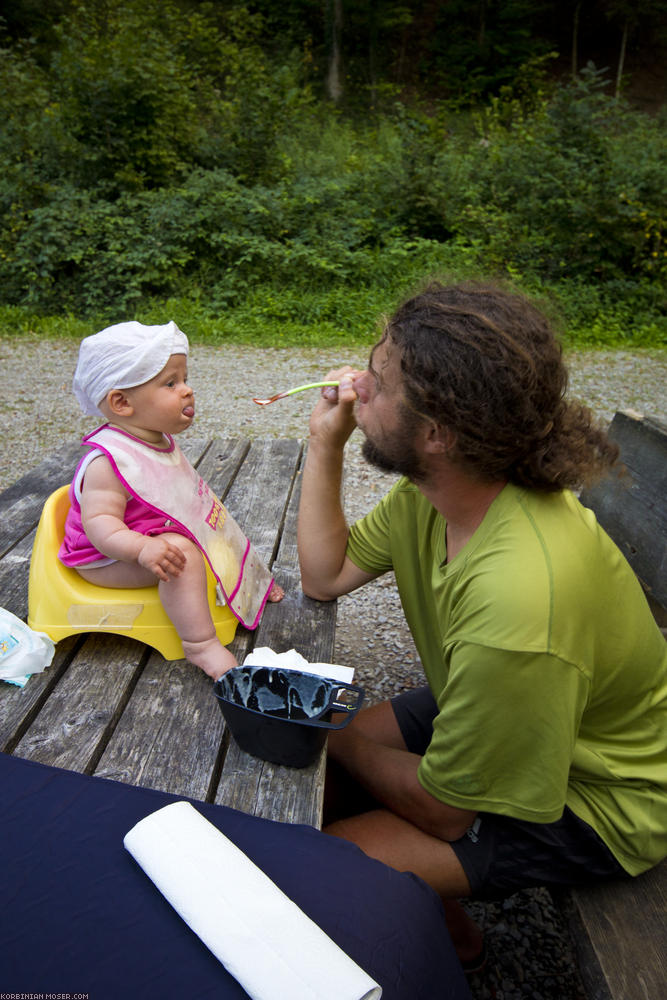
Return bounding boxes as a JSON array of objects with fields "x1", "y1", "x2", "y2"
[{"x1": 308, "y1": 682, "x2": 365, "y2": 730}]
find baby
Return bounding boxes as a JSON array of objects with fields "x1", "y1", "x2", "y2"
[{"x1": 59, "y1": 320, "x2": 283, "y2": 680}]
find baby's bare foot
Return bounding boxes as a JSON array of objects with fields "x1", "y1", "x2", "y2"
[
  {"x1": 181, "y1": 636, "x2": 237, "y2": 680},
  {"x1": 268, "y1": 581, "x2": 285, "y2": 602}
]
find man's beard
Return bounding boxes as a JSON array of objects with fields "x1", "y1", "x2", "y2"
[{"x1": 361, "y1": 418, "x2": 427, "y2": 481}]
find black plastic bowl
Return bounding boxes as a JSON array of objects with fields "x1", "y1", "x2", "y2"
[{"x1": 213, "y1": 665, "x2": 364, "y2": 768}]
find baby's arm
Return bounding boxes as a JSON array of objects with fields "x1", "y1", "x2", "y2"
[{"x1": 80, "y1": 455, "x2": 186, "y2": 581}]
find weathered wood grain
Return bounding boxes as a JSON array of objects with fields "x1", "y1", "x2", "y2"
[
  {"x1": 221, "y1": 437, "x2": 303, "y2": 568},
  {"x1": 189, "y1": 436, "x2": 249, "y2": 498},
  {"x1": 254, "y1": 439, "x2": 337, "y2": 666},
  {"x1": 580, "y1": 410, "x2": 667, "y2": 612},
  {"x1": 0, "y1": 531, "x2": 35, "y2": 619},
  {"x1": 12, "y1": 633, "x2": 147, "y2": 773},
  {"x1": 94, "y1": 651, "x2": 227, "y2": 801},
  {"x1": 558, "y1": 860, "x2": 667, "y2": 1000},
  {"x1": 214, "y1": 739, "x2": 327, "y2": 828},
  {"x1": 0, "y1": 636, "x2": 80, "y2": 753},
  {"x1": 0, "y1": 441, "x2": 82, "y2": 557},
  {"x1": 178, "y1": 434, "x2": 213, "y2": 466}
]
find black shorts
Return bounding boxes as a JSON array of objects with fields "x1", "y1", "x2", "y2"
[{"x1": 391, "y1": 686, "x2": 626, "y2": 900}]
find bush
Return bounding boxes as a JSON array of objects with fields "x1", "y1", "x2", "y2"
[
  {"x1": 0, "y1": 14, "x2": 664, "y2": 348},
  {"x1": 457, "y1": 67, "x2": 667, "y2": 284}
]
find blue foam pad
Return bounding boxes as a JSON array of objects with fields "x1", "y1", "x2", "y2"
[{"x1": 0, "y1": 752, "x2": 470, "y2": 999}]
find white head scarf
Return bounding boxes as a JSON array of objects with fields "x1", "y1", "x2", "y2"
[{"x1": 72, "y1": 320, "x2": 189, "y2": 416}]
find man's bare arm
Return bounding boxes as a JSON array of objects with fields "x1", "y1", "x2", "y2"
[
  {"x1": 327, "y1": 727, "x2": 477, "y2": 842},
  {"x1": 298, "y1": 370, "x2": 378, "y2": 600}
]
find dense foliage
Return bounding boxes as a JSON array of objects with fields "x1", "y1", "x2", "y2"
[{"x1": 1, "y1": 1, "x2": 665, "y2": 346}]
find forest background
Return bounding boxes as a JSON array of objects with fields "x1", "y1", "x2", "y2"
[{"x1": 1, "y1": 0, "x2": 666, "y2": 348}]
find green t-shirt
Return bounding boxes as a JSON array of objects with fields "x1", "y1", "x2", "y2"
[{"x1": 346, "y1": 480, "x2": 667, "y2": 875}]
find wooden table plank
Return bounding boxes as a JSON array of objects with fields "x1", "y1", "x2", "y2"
[
  {"x1": 213, "y1": 742, "x2": 327, "y2": 828},
  {"x1": 222, "y1": 438, "x2": 303, "y2": 567},
  {"x1": 214, "y1": 441, "x2": 337, "y2": 827},
  {"x1": 94, "y1": 652, "x2": 228, "y2": 800},
  {"x1": 188, "y1": 436, "x2": 249, "y2": 499},
  {"x1": 91, "y1": 438, "x2": 314, "y2": 810},
  {"x1": 12, "y1": 633, "x2": 148, "y2": 773},
  {"x1": 0, "y1": 636, "x2": 80, "y2": 753},
  {"x1": 92, "y1": 614, "x2": 258, "y2": 799},
  {"x1": 558, "y1": 859, "x2": 667, "y2": 1000},
  {"x1": 0, "y1": 531, "x2": 36, "y2": 620},
  {"x1": 0, "y1": 441, "x2": 82, "y2": 557},
  {"x1": 253, "y1": 441, "x2": 337, "y2": 667}
]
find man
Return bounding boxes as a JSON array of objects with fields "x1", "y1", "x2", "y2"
[{"x1": 297, "y1": 281, "x2": 667, "y2": 970}]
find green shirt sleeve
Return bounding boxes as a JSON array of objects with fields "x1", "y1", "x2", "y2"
[
  {"x1": 346, "y1": 481, "x2": 399, "y2": 575},
  {"x1": 418, "y1": 644, "x2": 591, "y2": 823}
]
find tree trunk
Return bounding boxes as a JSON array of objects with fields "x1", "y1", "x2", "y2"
[
  {"x1": 478, "y1": 0, "x2": 487, "y2": 52},
  {"x1": 369, "y1": 0, "x2": 378, "y2": 108},
  {"x1": 572, "y1": 1, "x2": 581, "y2": 78},
  {"x1": 615, "y1": 19, "x2": 628, "y2": 98},
  {"x1": 326, "y1": 0, "x2": 344, "y2": 103}
]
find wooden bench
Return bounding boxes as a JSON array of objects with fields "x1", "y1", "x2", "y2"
[
  {"x1": 553, "y1": 410, "x2": 667, "y2": 1000},
  {"x1": 0, "y1": 436, "x2": 336, "y2": 828}
]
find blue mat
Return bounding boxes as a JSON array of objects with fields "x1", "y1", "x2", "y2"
[{"x1": 0, "y1": 752, "x2": 470, "y2": 999}]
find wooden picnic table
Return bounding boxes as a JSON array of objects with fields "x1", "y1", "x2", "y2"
[{"x1": 0, "y1": 436, "x2": 336, "y2": 829}]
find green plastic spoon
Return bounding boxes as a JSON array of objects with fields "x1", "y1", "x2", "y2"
[{"x1": 253, "y1": 380, "x2": 340, "y2": 406}]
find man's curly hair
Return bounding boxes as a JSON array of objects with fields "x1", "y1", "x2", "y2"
[{"x1": 385, "y1": 281, "x2": 619, "y2": 491}]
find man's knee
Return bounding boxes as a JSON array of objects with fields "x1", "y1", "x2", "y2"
[
  {"x1": 325, "y1": 808, "x2": 472, "y2": 897},
  {"x1": 344, "y1": 698, "x2": 407, "y2": 749}
]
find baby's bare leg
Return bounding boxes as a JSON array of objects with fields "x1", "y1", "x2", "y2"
[
  {"x1": 77, "y1": 562, "x2": 157, "y2": 587},
  {"x1": 77, "y1": 538, "x2": 237, "y2": 680},
  {"x1": 156, "y1": 534, "x2": 237, "y2": 680}
]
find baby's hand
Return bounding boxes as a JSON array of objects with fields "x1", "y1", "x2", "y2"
[{"x1": 137, "y1": 536, "x2": 186, "y2": 582}]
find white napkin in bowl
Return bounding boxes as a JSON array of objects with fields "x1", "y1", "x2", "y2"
[
  {"x1": 243, "y1": 646, "x2": 354, "y2": 683},
  {"x1": 124, "y1": 801, "x2": 381, "y2": 1000}
]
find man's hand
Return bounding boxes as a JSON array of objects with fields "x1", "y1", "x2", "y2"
[{"x1": 308, "y1": 367, "x2": 364, "y2": 451}]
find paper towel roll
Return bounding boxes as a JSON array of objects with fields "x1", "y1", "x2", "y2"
[{"x1": 124, "y1": 801, "x2": 382, "y2": 1000}]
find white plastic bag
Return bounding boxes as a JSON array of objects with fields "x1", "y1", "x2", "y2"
[{"x1": 0, "y1": 608, "x2": 55, "y2": 687}]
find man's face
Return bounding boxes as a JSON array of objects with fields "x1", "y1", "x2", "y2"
[{"x1": 354, "y1": 337, "x2": 427, "y2": 481}]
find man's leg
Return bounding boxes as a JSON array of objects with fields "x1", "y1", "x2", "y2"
[
  {"x1": 324, "y1": 700, "x2": 405, "y2": 823},
  {"x1": 324, "y1": 700, "x2": 483, "y2": 964}
]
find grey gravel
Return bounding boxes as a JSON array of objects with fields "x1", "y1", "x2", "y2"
[{"x1": 2, "y1": 335, "x2": 666, "y2": 999}]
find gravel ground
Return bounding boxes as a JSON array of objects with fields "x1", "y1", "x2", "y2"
[{"x1": 2, "y1": 336, "x2": 666, "y2": 999}]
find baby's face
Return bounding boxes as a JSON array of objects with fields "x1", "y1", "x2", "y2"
[{"x1": 123, "y1": 354, "x2": 194, "y2": 440}]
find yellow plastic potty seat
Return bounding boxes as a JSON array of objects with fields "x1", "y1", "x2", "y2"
[{"x1": 28, "y1": 485, "x2": 238, "y2": 659}]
